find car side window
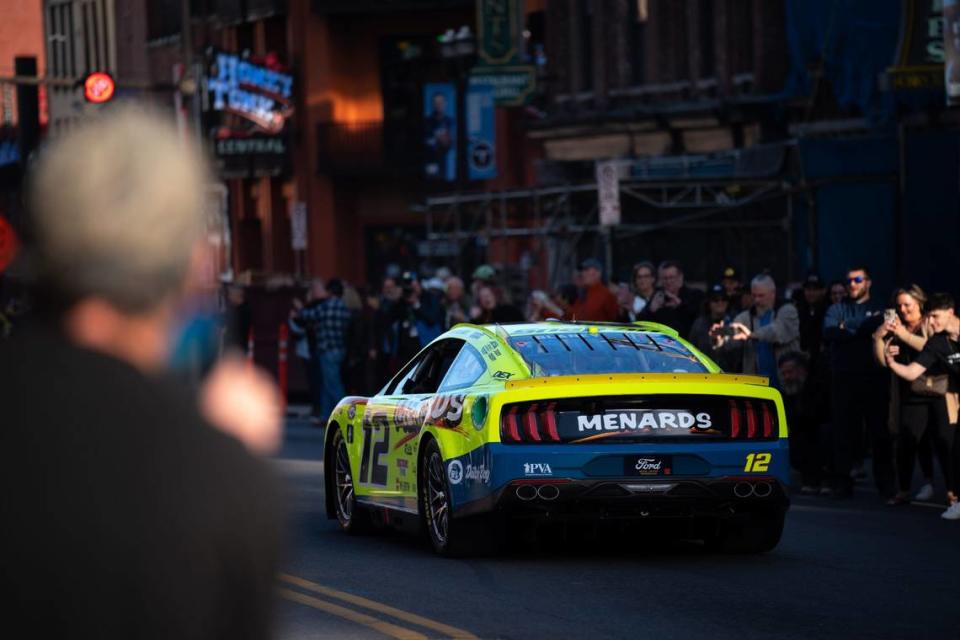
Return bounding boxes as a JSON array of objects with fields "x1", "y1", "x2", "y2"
[
  {"x1": 438, "y1": 344, "x2": 486, "y2": 391},
  {"x1": 400, "y1": 339, "x2": 465, "y2": 395},
  {"x1": 385, "y1": 350, "x2": 429, "y2": 395}
]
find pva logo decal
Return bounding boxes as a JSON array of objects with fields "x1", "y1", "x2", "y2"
[
  {"x1": 492, "y1": 370, "x2": 513, "y2": 380},
  {"x1": 523, "y1": 463, "x2": 552, "y2": 476}
]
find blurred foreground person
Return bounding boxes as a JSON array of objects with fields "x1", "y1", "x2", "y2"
[{"x1": 0, "y1": 109, "x2": 283, "y2": 638}]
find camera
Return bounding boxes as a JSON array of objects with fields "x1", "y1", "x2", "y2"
[
  {"x1": 719, "y1": 322, "x2": 737, "y2": 337},
  {"x1": 884, "y1": 308, "x2": 897, "y2": 324}
]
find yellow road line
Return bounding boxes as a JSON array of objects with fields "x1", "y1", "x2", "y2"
[
  {"x1": 279, "y1": 573, "x2": 479, "y2": 639},
  {"x1": 279, "y1": 588, "x2": 428, "y2": 640}
]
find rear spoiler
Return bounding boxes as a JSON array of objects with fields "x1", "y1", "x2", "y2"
[{"x1": 505, "y1": 372, "x2": 770, "y2": 390}]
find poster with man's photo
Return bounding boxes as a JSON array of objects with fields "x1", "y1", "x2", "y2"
[{"x1": 423, "y1": 83, "x2": 457, "y2": 182}]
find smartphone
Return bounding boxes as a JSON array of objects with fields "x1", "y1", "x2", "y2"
[
  {"x1": 720, "y1": 322, "x2": 737, "y2": 337},
  {"x1": 884, "y1": 308, "x2": 897, "y2": 324}
]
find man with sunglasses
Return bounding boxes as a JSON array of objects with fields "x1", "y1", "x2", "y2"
[{"x1": 823, "y1": 266, "x2": 893, "y2": 499}]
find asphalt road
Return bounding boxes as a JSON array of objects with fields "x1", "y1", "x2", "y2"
[{"x1": 273, "y1": 418, "x2": 960, "y2": 640}]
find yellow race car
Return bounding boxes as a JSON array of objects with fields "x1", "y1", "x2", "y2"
[{"x1": 323, "y1": 321, "x2": 789, "y2": 556}]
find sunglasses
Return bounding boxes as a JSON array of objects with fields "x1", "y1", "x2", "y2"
[{"x1": 847, "y1": 276, "x2": 866, "y2": 284}]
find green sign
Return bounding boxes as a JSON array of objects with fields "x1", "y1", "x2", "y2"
[
  {"x1": 477, "y1": 0, "x2": 524, "y2": 65},
  {"x1": 469, "y1": 66, "x2": 536, "y2": 106}
]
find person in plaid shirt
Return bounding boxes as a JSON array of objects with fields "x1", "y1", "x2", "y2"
[{"x1": 295, "y1": 278, "x2": 354, "y2": 421}]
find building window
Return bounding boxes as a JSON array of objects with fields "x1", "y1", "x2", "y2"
[
  {"x1": 579, "y1": 0, "x2": 593, "y2": 92},
  {"x1": 698, "y1": 0, "x2": 715, "y2": 78},
  {"x1": 628, "y1": 0, "x2": 647, "y2": 85},
  {"x1": 147, "y1": 0, "x2": 182, "y2": 41}
]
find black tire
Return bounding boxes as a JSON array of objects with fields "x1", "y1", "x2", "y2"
[
  {"x1": 418, "y1": 440, "x2": 500, "y2": 557},
  {"x1": 329, "y1": 427, "x2": 370, "y2": 534},
  {"x1": 705, "y1": 511, "x2": 785, "y2": 554}
]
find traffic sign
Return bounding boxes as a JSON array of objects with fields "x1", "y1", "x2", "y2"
[{"x1": 83, "y1": 72, "x2": 115, "y2": 103}]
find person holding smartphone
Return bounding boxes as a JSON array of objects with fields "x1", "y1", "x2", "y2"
[
  {"x1": 873, "y1": 286, "x2": 944, "y2": 506},
  {"x1": 885, "y1": 293, "x2": 960, "y2": 520}
]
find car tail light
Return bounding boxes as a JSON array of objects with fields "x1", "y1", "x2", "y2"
[
  {"x1": 500, "y1": 398, "x2": 778, "y2": 443},
  {"x1": 728, "y1": 399, "x2": 778, "y2": 440},
  {"x1": 501, "y1": 403, "x2": 561, "y2": 443}
]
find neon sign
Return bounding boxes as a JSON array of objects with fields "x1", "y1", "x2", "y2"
[{"x1": 207, "y1": 53, "x2": 293, "y2": 134}]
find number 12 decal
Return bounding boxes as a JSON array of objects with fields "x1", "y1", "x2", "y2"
[
  {"x1": 744, "y1": 453, "x2": 771, "y2": 472},
  {"x1": 360, "y1": 413, "x2": 390, "y2": 487}
]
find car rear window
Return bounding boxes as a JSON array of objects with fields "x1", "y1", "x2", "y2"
[{"x1": 508, "y1": 331, "x2": 708, "y2": 377}]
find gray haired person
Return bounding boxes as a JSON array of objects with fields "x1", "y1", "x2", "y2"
[
  {"x1": 712, "y1": 273, "x2": 800, "y2": 389},
  {"x1": 0, "y1": 108, "x2": 283, "y2": 637}
]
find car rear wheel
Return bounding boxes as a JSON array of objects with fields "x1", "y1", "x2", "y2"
[
  {"x1": 705, "y1": 510, "x2": 785, "y2": 554},
  {"x1": 330, "y1": 427, "x2": 369, "y2": 534},
  {"x1": 419, "y1": 440, "x2": 499, "y2": 557}
]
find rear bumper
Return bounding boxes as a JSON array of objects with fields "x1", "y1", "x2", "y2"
[
  {"x1": 446, "y1": 440, "x2": 791, "y2": 521},
  {"x1": 457, "y1": 476, "x2": 789, "y2": 521}
]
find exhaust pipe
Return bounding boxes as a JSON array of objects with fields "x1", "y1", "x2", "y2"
[
  {"x1": 753, "y1": 482, "x2": 773, "y2": 498},
  {"x1": 537, "y1": 484, "x2": 560, "y2": 501},
  {"x1": 733, "y1": 482, "x2": 754, "y2": 498},
  {"x1": 516, "y1": 484, "x2": 538, "y2": 501}
]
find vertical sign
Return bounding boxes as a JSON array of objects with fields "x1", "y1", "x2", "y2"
[
  {"x1": 477, "y1": 0, "x2": 524, "y2": 65},
  {"x1": 596, "y1": 161, "x2": 621, "y2": 227},
  {"x1": 946, "y1": 0, "x2": 960, "y2": 104},
  {"x1": 423, "y1": 83, "x2": 457, "y2": 182},
  {"x1": 291, "y1": 201, "x2": 308, "y2": 250},
  {"x1": 467, "y1": 84, "x2": 497, "y2": 181}
]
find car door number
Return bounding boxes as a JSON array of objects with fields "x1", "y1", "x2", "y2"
[{"x1": 360, "y1": 413, "x2": 390, "y2": 487}]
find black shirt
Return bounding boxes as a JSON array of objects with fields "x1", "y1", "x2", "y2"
[
  {"x1": 0, "y1": 328, "x2": 282, "y2": 638},
  {"x1": 916, "y1": 332, "x2": 960, "y2": 391},
  {"x1": 892, "y1": 330, "x2": 938, "y2": 403},
  {"x1": 644, "y1": 286, "x2": 704, "y2": 338}
]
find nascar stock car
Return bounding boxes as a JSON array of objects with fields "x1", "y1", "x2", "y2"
[{"x1": 322, "y1": 321, "x2": 789, "y2": 556}]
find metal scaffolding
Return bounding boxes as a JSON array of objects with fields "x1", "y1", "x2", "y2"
[{"x1": 422, "y1": 175, "x2": 791, "y2": 292}]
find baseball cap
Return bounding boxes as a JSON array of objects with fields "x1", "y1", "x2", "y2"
[
  {"x1": 803, "y1": 273, "x2": 824, "y2": 289},
  {"x1": 721, "y1": 266, "x2": 739, "y2": 280},
  {"x1": 472, "y1": 264, "x2": 496, "y2": 281},
  {"x1": 708, "y1": 283, "x2": 727, "y2": 300},
  {"x1": 578, "y1": 258, "x2": 603, "y2": 272}
]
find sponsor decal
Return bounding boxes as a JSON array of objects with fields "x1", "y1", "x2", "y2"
[
  {"x1": 480, "y1": 342, "x2": 502, "y2": 362},
  {"x1": 634, "y1": 458, "x2": 669, "y2": 474},
  {"x1": 392, "y1": 398, "x2": 429, "y2": 432},
  {"x1": 397, "y1": 459, "x2": 409, "y2": 477},
  {"x1": 465, "y1": 463, "x2": 491, "y2": 484},
  {"x1": 429, "y1": 394, "x2": 466, "y2": 427},
  {"x1": 347, "y1": 404, "x2": 357, "y2": 420},
  {"x1": 471, "y1": 395, "x2": 489, "y2": 430},
  {"x1": 523, "y1": 462, "x2": 553, "y2": 476},
  {"x1": 394, "y1": 479, "x2": 412, "y2": 492},
  {"x1": 624, "y1": 455, "x2": 672, "y2": 476},
  {"x1": 346, "y1": 424, "x2": 354, "y2": 443},
  {"x1": 576, "y1": 411, "x2": 712, "y2": 433},
  {"x1": 448, "y1": 460, "x2": 464, "y2": 484},
  {"x1": 492, "y1": 370, "x2": 513, "y2": 380},
  {"x1": 404, "y1": 444, "x2": 414, "y2": 455}
]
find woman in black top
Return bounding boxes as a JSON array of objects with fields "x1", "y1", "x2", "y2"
[
  {"x1": 873, "y1": 286, "x2": 944, "y2": 505},
  {"x1": 886, "y1": 293, "x2": 960, "y2": 519}
]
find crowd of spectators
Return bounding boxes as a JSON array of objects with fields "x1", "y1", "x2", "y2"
[{"x1": 284, "y1": 257, "x2": 960, "y2": 521}]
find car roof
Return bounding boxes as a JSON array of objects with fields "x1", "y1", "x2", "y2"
[{"x1": 477, "y1": 320, "x2": 680, "y2": 338}]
